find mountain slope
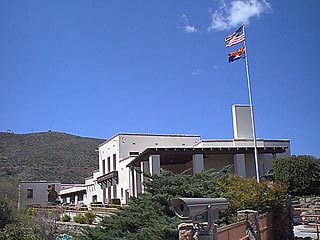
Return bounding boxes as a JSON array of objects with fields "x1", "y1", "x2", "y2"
[{"x1": 0, "y1": 131, "x2": 105, "y2": 183}]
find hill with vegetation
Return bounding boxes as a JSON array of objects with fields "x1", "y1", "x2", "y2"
[{"x1": 0, "y1": 131, "x2": 105, "y2": 183}]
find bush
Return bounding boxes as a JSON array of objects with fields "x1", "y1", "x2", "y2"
[
  {"x1": 274, "y1": 155, "x2": 320, "y2": 196},
  {"x1": 26, "y1": 207, "x2": 37, "y2": 216},
  {"x1": 84, "y1": 211, "x2": 96, "y2": 224},
  {"x1": 0, "y1": 220, "x2": 39, "y2": 240},
  {"x1": 73, "y1": 214, "x2": 86, "y2": 224},
  {"x1": 217, "y1": 174, "x2": 290, "y2": 239},
  {"x1": 62, "y1": 214, "x2": 71, "y2": 222},
  {"x1": 216, "y1": 175, "x2": 287, "y2": 223},
  {"x1": 109, "y1": 198, "x2": 121, "y2": 206}
]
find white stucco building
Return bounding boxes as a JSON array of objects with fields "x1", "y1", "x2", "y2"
[
  {"x1": 83, "y1": 105, "x2": 290, "y2": 205},
  {"x1": 59, "y1": 184, "x2": 86, "y2": 205}
]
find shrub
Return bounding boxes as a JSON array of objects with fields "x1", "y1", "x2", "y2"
[
  {"x1": 73, "y1": 214, "x2": 86, "y2": 224},
  {"x1": 0, "y1": 220, "x2": 39, "y2": 240},
  {"x1": 62, "y1": 214, "x2": 71, "y2": 222},
  {"x1": 109, "y1": 198, "x2": 121, "y2": 206},
  {"x1": 217, "y1": 174, "x2": 290, "y2": 239},
  {"x1": 216, "y1": 174, "x2": 287, "y2": 223},
  {"x1": 26, "y1": 207, "x2": 37, "y2": 216},
  {"x1": 84, "y1": 211, "x2": 96, "y2": 224}
]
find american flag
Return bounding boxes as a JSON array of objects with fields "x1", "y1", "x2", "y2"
[{"x1": 225, "y1": 26, "x2": 245, "y2": 48}]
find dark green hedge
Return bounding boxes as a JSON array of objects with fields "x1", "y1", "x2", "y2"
[{"x1": 274, "y1": 155, "x2": 320, "y2": 196}]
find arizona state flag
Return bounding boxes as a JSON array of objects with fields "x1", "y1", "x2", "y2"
[{"x1": 228, "y1": 46, "x2": 246, "y2": 63}]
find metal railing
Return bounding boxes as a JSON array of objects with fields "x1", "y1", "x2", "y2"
[{"x1": 294, "y1": 207, "x2": 320, "y2": 239}]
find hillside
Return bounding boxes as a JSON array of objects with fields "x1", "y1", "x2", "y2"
[{"x1": 0, "y1": 131, "x2": 105, "y2": 183}]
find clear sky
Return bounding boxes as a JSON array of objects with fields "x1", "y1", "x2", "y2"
[{"x1": 1, "y1": 0, "x2": 319, "y2": 157}]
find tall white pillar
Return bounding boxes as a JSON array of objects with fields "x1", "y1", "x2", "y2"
[
  {"x1": 149, "y1": 155, "x2": 160, "y2": 175},
  {"x1": 130, "y1": 168, "x2": 135, "y2": 197},
  {"x1": 141, "y1": 161, "x2": 150, "y2": 193},
  {"x1": 234, "y1": 154, "x2": 246, "y2": 177},
  {"x1": 193, "y1": 154, "x2": 204, "y2": 174},
  {"x1": 135, "y1": 169, "x2": 142, "y2": 196}
]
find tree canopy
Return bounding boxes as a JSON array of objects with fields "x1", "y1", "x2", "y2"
[{"x1": 274, "y1": 155, "x2": 320, "y2": 196}]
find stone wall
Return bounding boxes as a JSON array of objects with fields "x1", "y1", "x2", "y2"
[{"x1": 299, "y1": 196, "x2": 320, "y2": 209}]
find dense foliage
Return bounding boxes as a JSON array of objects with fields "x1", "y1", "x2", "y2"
[
  {"x1": 217, "y1": 174, "x2": 287, "y2": 223},
  {"x1": 0, "y1": 218, "x2": 39, "y2": 240},
  {"x1": 274, "y1": 155, "x2": 320, "y2": 196},
  {"x1": 217, "y1": 175, "x2": 291, "y2": 240},
  {"x1": 82, "y1": 167, "x2": 288, "y2": 240},
  {"x1": 0, "y1": 199, "x2": 13, "y2": 230},
  {"x1": 0, "y1": 202, "x2": 59, "y2": 240}
]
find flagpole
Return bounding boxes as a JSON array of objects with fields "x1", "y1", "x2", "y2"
[{"x1": 243, "y1": 25, "x2": 260, "y2": 183}]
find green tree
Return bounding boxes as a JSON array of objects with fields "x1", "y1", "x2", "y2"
[
  {"x1": 274, "y1": 155, "x2": 320, "y2": 196},
  {"x1": 0, "y1": 198, "x2": 13, "y2": 230},
  {"x1": 216, "y1": 175, "x2": 287, "y2": 223}
]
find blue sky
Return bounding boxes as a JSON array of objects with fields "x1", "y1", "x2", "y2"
[{"x1": 1, "y1": 0, "x2": 319, "y2": 157}]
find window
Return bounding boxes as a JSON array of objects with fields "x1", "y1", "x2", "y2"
[
  {"x1": 92, "y1": 195, "x2": 97, "y2": 203},
  {"x1": 27, "y1": 189, "x2": 33, "y2": 199},
  {"x1": 107, "y1": 157, "x2": 111, "y2": 173},
  {"x1": 102, "y1": 159, "x2": 106, "y2": 174},
  {"x1": 113, "y1": 185, "x2": 117, "y2": 198},
  {"x1": 129, "y1": 152, "x2": 139, "y2": 156},
  {"x1": 113, "y1": 154, "x2": 116, "y2": 171}
]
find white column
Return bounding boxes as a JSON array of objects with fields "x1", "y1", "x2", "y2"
[
  {"x1": 140, "y1": 161, "x2": 150, "y2": 193},
  {"x1": 193, "y1": 154, "x2": 204, "y2": 174},
  {"x1": 234, "y1": 154, "x2": 246, "y2": 177},
  {"x1": 149, "y1": 155, "x2": 160, "y2": 175},
  {"x1": 129, "y1": 168, "x2": 135, "y2": 197},
  {"x1": 134, "y1": 169, "x2": 142, "y2": 196}
]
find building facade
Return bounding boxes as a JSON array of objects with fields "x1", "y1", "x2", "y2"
[
  {"x1": 83, "y1": 105, "x2": 290, "y2": 205},
  {"x1": 83, "y1": 134, "x2": 201, "y2": 205}
]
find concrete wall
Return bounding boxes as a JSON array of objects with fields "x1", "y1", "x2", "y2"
[
  {"x1": 204, "y1": 154, "x2": 234, "y2": 172},
  {"x1": 117, "y1": 134, "x2": 200, "y2": 159}
]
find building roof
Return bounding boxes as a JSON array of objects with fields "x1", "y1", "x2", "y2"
[
  {"x1": 128, "y1": 139, "x2": 289, "y2": 167},
  {"x1": 98, "y1": 132, "x2": 200, "y2": 147},
  {"x1": 19, "y1": 180, "x2": 61, "y2": 184}
]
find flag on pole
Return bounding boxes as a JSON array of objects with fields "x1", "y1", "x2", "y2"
[
  {"x1": 225, "y1": 25, "x2": 245, "y2": 48},
  {"x1": 228, "y1": 46, "x2": 246, "y2": 63}
]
